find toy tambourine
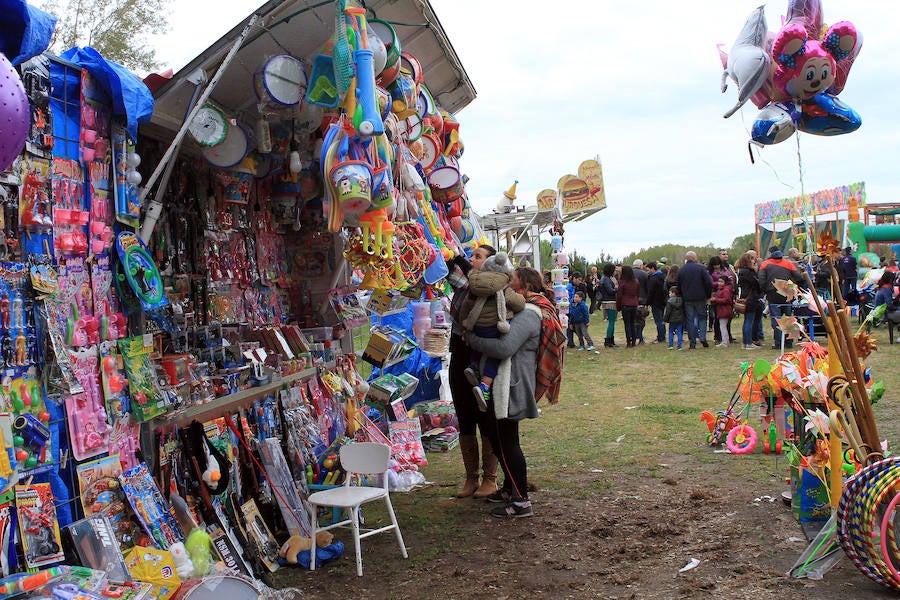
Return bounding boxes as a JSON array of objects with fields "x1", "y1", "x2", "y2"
[{"x1": 115, "y1": 231, "x2": 167, "y2": 311}]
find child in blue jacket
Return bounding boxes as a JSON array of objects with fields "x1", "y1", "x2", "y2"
[{"x1": 570, "y1": 291, "x2": 595, "y2": 350}]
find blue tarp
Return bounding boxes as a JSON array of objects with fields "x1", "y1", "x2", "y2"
[
  {"x1": 370, "y1": 306, "x2": 443, "y2": 408},
  {"x1": 59, "y1": 47, "x2": 154, "y2": 140},
  {"x1": 0, "y1": 0, "x2": 57, "y2": 66}
]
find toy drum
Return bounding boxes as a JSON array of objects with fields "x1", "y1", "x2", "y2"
[
  {"x1": 254, "y1": 55, "x2": 307, "y2": 109},
  {"x1": 428, "y1": 166, "x2": 463, "y2": 204},
  {"x1": 329, "y1": 159, "x2": 373, "y2": 215},
  {"x1": 396, "y1": 113, "x2": 423, "y2": 142},
  {"x1": 369, "y1": 19, "x2": 401, "y2": 80},
  {"x1": 171, "y1": 575, "x2": 259, "y2": 600},
  {"x1": 418, "y1": 134, "x2": 441, "y2": 172},
  {"x1": 201, "y1": 123, "x2": 249, "y2": 169}
]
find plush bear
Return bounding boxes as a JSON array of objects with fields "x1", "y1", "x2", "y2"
[
  {"x1": 279, "y1": 531, "x2": 335, "y2": 564},
  {"x1": 772, "y1": 21, "x2": 857, "y2": 101}
]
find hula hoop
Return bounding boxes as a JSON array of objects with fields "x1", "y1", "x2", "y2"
[{"x1": 725, "y1": 424, "x2": 757, "y2": 455}]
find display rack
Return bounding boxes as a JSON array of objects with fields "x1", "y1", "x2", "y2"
[{"x1": 162, "y1": 365, "x2": 322, "y2": 424}]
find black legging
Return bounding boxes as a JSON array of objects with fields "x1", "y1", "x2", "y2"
[
  {"x1": 621, "y1": 305, "x2": 637, "y2": 344},
  {"x1": 481, "y1": 409, "x2": 528, "y2": 500},
  {"x1": 449, "y1": 332, "x2": 482, "y2": 436}
]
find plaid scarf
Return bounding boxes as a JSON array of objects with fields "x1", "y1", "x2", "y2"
[{"x1": 524, "y1": 291, "x2": 565, "y2": 404}]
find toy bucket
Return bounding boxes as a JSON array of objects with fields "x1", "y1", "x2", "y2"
[
  {"x1": 329, "y1": 159, "x2": 372, "y2": 215},
  {"x1": 254, "y1": 55, "x2": 307, "y2": 108},
  {"x1": 370, "y1": 165, "x2": 394, "y2": 210},
  {"x1": 428, "y1": 166, "x2": 463, "y2": 204}
]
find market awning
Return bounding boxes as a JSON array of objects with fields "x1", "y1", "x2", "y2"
[{"x1": 145, "y1": 0, "x2": 476, "y2": 137}]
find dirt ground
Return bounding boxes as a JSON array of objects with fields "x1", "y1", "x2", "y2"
[{"x1": 274, "y1": 451, "x2": 899, "y2": 599}]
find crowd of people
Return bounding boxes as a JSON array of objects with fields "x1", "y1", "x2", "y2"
[{"x1": 558, "y1": 246, "x2": 900, "y2": 352}]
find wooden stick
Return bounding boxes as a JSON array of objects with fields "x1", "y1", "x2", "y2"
[{"x1": 836, "y1": 308, "x2": 880, "y2": 448}]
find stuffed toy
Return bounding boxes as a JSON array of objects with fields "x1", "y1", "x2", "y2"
[{"x1": 279, "y1": 531, "x2": 335, "y2": 564}]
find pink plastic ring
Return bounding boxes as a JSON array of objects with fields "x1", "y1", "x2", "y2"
[{"x1": 726, "y1": 424, "x2": 758, "y2": 454}]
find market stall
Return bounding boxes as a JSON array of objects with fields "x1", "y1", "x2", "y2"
[{"x1": 0, "y1": 0, "x2": 478, "y2": 594}]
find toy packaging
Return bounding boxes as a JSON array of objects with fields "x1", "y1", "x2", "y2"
[
  {"x1": 63, "y1": 514, "x2": 130, "y2": 583},
  {"x1": 118, "y1": 335, "x2": 168, "y2": 421},
  {"x1": 118, "y1": 463, "x2": 184, "y2": 551},
  {"x1": 15, "y1": 482, "x2": 64, "y2": 568},
  {"x1": 123, "y1": 546, "x2": 181, "y2": 600},
  {"x1": 239, "y1": 500, "x2": 280, "y2": 573}
]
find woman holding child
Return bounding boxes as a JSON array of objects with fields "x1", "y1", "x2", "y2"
[{"x1": 466, "y1": 266, "x2": 546, "y2": 517}]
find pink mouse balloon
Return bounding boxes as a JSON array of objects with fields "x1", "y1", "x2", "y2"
[{"x1": 0, "y1": 52, "x2": 30, "y2": 172}]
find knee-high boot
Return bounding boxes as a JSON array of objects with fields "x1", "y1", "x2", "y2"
[
  {"x1": 473, "y1": 432, "x2": 499, "y2": 498},
  {"x1": 455, "y1": 434, "x2": 480, "y2": 498}
]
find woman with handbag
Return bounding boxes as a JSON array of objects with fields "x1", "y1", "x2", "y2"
[{"x1": 736, "y1": 252, "x2": 762, "y2": 350}]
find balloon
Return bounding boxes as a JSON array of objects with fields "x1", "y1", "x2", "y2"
[
  {"x1": 782, "y1": 0, "x2": 823, "y2": 42},
  {"x1": 720, "y1": 1, "x2": 863, "y2": 146},
  {"x1": 798, "y1": 92, "x2": 860, "y2": 136},
  {"x1": 771, "y1": 22, "x2": 857, "y2": 101},
  {"x1": 0, "y1": 52, "x2": 29, "y2": 172},
  {"x1": 720, "y1": 6, "x2": 771, "y2": 118},
  {"x1": 751, "y1": 101, "x2": 799, "y2": 146}
]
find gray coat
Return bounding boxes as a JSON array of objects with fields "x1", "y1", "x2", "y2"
[{"x1": 467, "y1": 305, "x2": 541, "y2": 421}]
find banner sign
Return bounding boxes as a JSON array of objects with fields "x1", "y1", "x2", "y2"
[{"x1": 754, "y1": 181, "x2": 865, "y2": 224}]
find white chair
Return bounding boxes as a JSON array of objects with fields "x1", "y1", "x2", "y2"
[{"x1": 308, "y1": 442, "x2": 408, "y2": 576}]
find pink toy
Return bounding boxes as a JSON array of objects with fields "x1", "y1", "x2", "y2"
[
  {"x1": 772, "y1": 21, "x2": 857, "y2": 101},
  {"x1": 0, "y1": 52, "x2": 29, "y2": 172}
]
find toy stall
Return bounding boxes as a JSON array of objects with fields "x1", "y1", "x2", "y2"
[{"x1": 0, "y1": 0, "x2": 478, "y2": 595}]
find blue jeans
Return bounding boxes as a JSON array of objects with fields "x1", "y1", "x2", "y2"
[
  {"x1": 684, "y1": 300, "x2": 708, "y2": 347},
  {"x1": 742, "y1": 308, "x2": 760, "y2": 345},
  {"x1": 668, "y1": 323, "x2": 683, "y2": 348},
  {"x1": 769, "y1": 303, "x2": 794, "y2": 348},
  {"x1": 652, "y1": 306, "x2": 666, "y2": 342},
  {"x1": 755, "y1": 300, "x2": 765, "y2": 340}
]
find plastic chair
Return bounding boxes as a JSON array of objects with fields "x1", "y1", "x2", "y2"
[{"x1": 308, "y1": 442, "x2": 407, "y2": 576}]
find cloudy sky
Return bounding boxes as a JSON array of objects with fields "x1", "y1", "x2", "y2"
[{"x1": 151, "y1": 1, "x2": 900, "y2": 260}]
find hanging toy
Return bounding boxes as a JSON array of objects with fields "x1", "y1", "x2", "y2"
[
  {"x1": 201, "y1": 439, "x2": 221, "y2": 488},
  {"x1": 114, "y1": 231, "x2": 167, "y2": 311}
]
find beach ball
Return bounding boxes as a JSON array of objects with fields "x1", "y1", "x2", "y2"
[{"x1": 0, "y1": 52, "x2": 29, "y2": 173}]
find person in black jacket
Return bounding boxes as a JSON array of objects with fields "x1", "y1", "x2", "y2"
[
  {"x1": 838, "y1": 247, "x2": 858, "y2": 302},
  {"x1": 758, "y1": 246, "x2": 804, "y2": 349},
  {"x1": 645, "y1": 261, "x2": 667, "y2": 343},
  {"x1": 676, "y1": 252, "x2": 713, "y2": 349},
  {"x1": 735, "y1": 252, "x2": 762, "y2": 349}
]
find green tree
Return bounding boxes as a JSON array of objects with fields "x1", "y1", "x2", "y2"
[
  {"x1": 729, "y1": 233, "x2": 757, "y2": 257},
  {"x1": 41, "y1": 0, "x2": 169, "y2": 71}
]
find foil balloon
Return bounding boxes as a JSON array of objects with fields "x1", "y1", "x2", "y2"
[
  {"x1": 720, "y1": 6, "x2": 771, "y2": 118},
  {"x1": 0, "y1": 52, "x2": 30, "y2": 172},
  {"x1": 720, "y1": 0, "x2": 863, "y2": 146},
  {"x1": 751, "y1": 101, "x2": 800, "y2": 146}
]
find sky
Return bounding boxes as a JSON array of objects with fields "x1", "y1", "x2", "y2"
[{"x1": 148, "y1": 1, "x2": 900, "y2": 261}]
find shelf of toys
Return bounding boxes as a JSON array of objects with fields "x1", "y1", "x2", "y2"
[{"x1": 0, "y1": 0, "x2": 481, "y2": 594}]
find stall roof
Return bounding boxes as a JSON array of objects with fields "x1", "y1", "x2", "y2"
[{"x1": 145, "y1": 0, "x2": 476, "y2": 136}]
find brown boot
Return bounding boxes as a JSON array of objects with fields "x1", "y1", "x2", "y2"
[
  {"x1": 456, "y1": 434, "x2": 480, "y2": 498},
  {"x1": 473, "y1": 433, "x2": 499, "y2": 498}
]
